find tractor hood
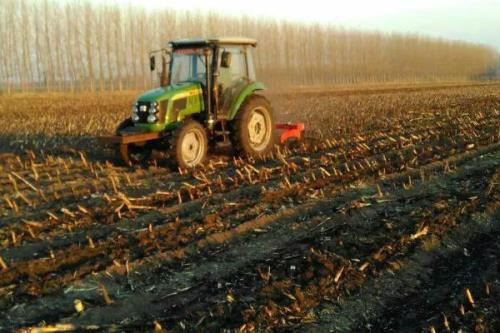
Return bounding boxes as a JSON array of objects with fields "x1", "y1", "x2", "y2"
[
  {"x1": 137, "y1": 81, "x2": 202, "y2": 102},
  {"x1": 132, "y1": 81, "x2": 205, "y2": 132}
]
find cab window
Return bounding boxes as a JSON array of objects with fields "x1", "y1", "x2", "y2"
[{"x1": 219, "y1": 46, "x2": 248, "y2": 87}]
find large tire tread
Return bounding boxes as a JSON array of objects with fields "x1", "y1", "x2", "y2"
[
  {"x1": 169, "y1": 120, "x2": 208, "y2": 169},
  {"x1": 230, "y1": 94, "x2": 275, "y2": 158}
]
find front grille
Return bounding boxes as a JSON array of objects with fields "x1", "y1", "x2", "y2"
[{"x1": 136, "y1": 101, "x2": 151, "y2": 123}]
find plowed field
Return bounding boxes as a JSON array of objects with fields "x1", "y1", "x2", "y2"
[{"x1": 0, "y1": 83, "x2": 499, "y2": 332}]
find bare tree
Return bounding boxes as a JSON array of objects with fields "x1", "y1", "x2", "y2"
[
  {"x1": 1, "y1": 0, "x2": 497, "y2": 92},
  {"x1": 113, "y1": 6, "x2": 123, "y2": 91},
  {"x1": 83, "y1": 3, "x2": 95, "y2": 91}
]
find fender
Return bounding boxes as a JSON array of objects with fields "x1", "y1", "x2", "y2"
[{"x1": 227, "y1": 81, "x2": 266, "y2": 120}]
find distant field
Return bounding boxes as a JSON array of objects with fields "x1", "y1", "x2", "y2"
[
  {"x1": 0, "y1": 82, "x2": 499, "y2": 332},
  {"x1": 1, "y1": 81, "x2": 499, "y2": 157}
]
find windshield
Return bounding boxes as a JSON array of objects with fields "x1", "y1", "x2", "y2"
[{"x1": 170, "y1": 49, "x2": 207, "y2": 85}]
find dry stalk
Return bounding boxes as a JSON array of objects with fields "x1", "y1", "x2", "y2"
[
  {"x1": 98, "y1": 282, "x2": 115, "y2": 305},
  {"x1": 11, "y1": 198, "x2": 19, "y2": 212},
  {"x1": 283, "y1": 176, "x2": 292, "y2": 189},
  {"x1": 8, "y1": 174, "x2": 18, "y2": 193},
  {"x1": 246, "y1": 169, "x2": 253, "y2": 184},
  {"x1": 47, "y1": 211, "x2": 59, "y2": 221},
  {"x1": 87, "y1": 236, "x2": 95, "y2": 249},
  {"x1": 77, "y1": 205, "x2": 89, "y2": 214},
  {"x1": 0, "y1": 255, "x2": 8, "y2": 270},
  {"x1": 410, "y1": 226, "x2": 429, "y2": 240},
  {"x1": 109, "y1": 175, "x2": 118, "y2": 193},
  {"x1": 103, "y1": 193, "x2": 112, "y2": 203},
  {"x1": 334, "y1": 266, "x2": 344, "y2": 283},
  {"x1": 16, "y1": 191, "x2": 32, "y2": 206},
  {"x1": 3, "y1": 195, "x2": 15, "y2": 211},
  {"x1": 319, "y1": 167, "x2": 331, "y2": 178},
  {"x1": 31, "y1": 164, "x2": 39, "y2": 181},
  {"x1": 359, "y1": 262, "x2": 369, "y2": 272},
  {"x1": 117, "y1": 192, "x2": 151, "y2": 211},
  {"x1": 61, "y1": 208, "x2": 76, "y2": 218},
  {"x1": 125, "y1": 260, "x2": 130, "y2": 276},
  {"x1": 79, "y1": 152, "x2": 89, "y2": 168},
  {"x1": 26, "y1": 225, "x2": 37, "y2": 239},
  {"x1": 442, "y1": 312, "x2": 450, "y2": 331},
  {"x1": 465, "y1": 288, "x2": 475, "y2": 306},
  {"x1": 125, "y1": 174, "x2": 133, "y2": 186}
]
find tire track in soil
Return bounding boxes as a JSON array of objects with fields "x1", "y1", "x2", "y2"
[
  {"x1": 1, "y1": 131, "x2": 495, "y2": 311},
  {"x1": 2, "y1": 110, "x2": 496, "y2": 261},
  {"x1": 364, "y1": 220, "x2": 500, "y2": 333},
  {"x1": 308, "y1": 178, "x2": 499, "y2": 333},
  {"x1": 0, "y1": 106, "x2": 494, "y2": 239},
  {"x1": 345, "y1": 170, "x2": 500, "y2": 333},
  {"x1": 0, "y1": 87, "x2": 497, "y2": 331},
  {"x1": 9, "y1": 143, "x2": 498, "y2": 332},
  {"x1": 162, "y1": 150, "x2": 499, "y2": 333}
]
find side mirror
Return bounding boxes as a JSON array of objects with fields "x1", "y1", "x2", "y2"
[
  {"x1": 221, "y1": 51, "x2": 232, "y2": 68},
  {"x1": 149, "y1": 56, "x2": 156, "y2": 71}
]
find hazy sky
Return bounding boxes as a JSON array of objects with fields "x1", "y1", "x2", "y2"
[{"x1": 100, "y1": 0, "x2": 500, "y2": 50}]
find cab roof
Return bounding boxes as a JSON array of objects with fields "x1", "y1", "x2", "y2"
[{"x1": 169, "y1": 37, "x2": 257, "y2": 48}]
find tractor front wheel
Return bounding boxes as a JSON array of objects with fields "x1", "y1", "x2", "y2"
[
  {"x1": 230, "y1": 95, "x2": 275, "y2": 158},
  {"x1": 170, "y1": 120, "x2": 208, "y2": 169}
]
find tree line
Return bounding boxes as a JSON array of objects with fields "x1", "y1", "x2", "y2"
[{"x1": 0, "y1": 0, "x2": 498, "y2": 93}]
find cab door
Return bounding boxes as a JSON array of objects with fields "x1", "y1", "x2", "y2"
[{"x1": 217, "y1": 46, "x2": 250, "y2": 118}]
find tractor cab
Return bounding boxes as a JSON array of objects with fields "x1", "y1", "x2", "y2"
[
  {"x1": 108, "y1": 37, "x2": 277, "y2": 169},
  {"x1": 148, "y1": 37, "x2": 262, "y2": 125},
  {"x1": 169, "y1": 40, "x2": 256, "y2": 112}
]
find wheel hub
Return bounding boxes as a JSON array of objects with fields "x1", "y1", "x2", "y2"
[
  {"x1": 181, "y1": 130, "x2": 203, "y2": 166},
  {"x1": 248, "y1": 108, "x2": 270, "y2": 151}
]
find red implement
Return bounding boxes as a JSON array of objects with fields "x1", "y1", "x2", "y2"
[{"x1": 276, "y1": 123, "x2": 305, "y2": 144}]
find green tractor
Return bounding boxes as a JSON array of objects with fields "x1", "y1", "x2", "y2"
[{"x1": 103, "y1": 37, "x2": 277, "y2": 169}]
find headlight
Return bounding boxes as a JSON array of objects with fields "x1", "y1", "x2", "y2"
[
  {"x1": 132, "y1": 114, "x2": 140, "y2": 122},
  {"x1": 147, "y1": 114, "x2": 157, "y2": 123},
  {"x1": 149, "y1": 101, "x2": 159, "y2": 114},
  {"x1": 132, "y1": 106, "x2": 138, "y2": 113}
]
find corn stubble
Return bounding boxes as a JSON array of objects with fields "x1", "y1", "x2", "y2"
[{"x1": 0, "y1": 84, "x2": 499, "y2": 332}]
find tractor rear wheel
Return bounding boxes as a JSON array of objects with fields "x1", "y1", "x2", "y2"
[
  {"x1": 230, "y1": 95, "x2": 274, "y2": 157},
  {"x1": 170, "y1": 120, "x2": 208, "y2": 169}
]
